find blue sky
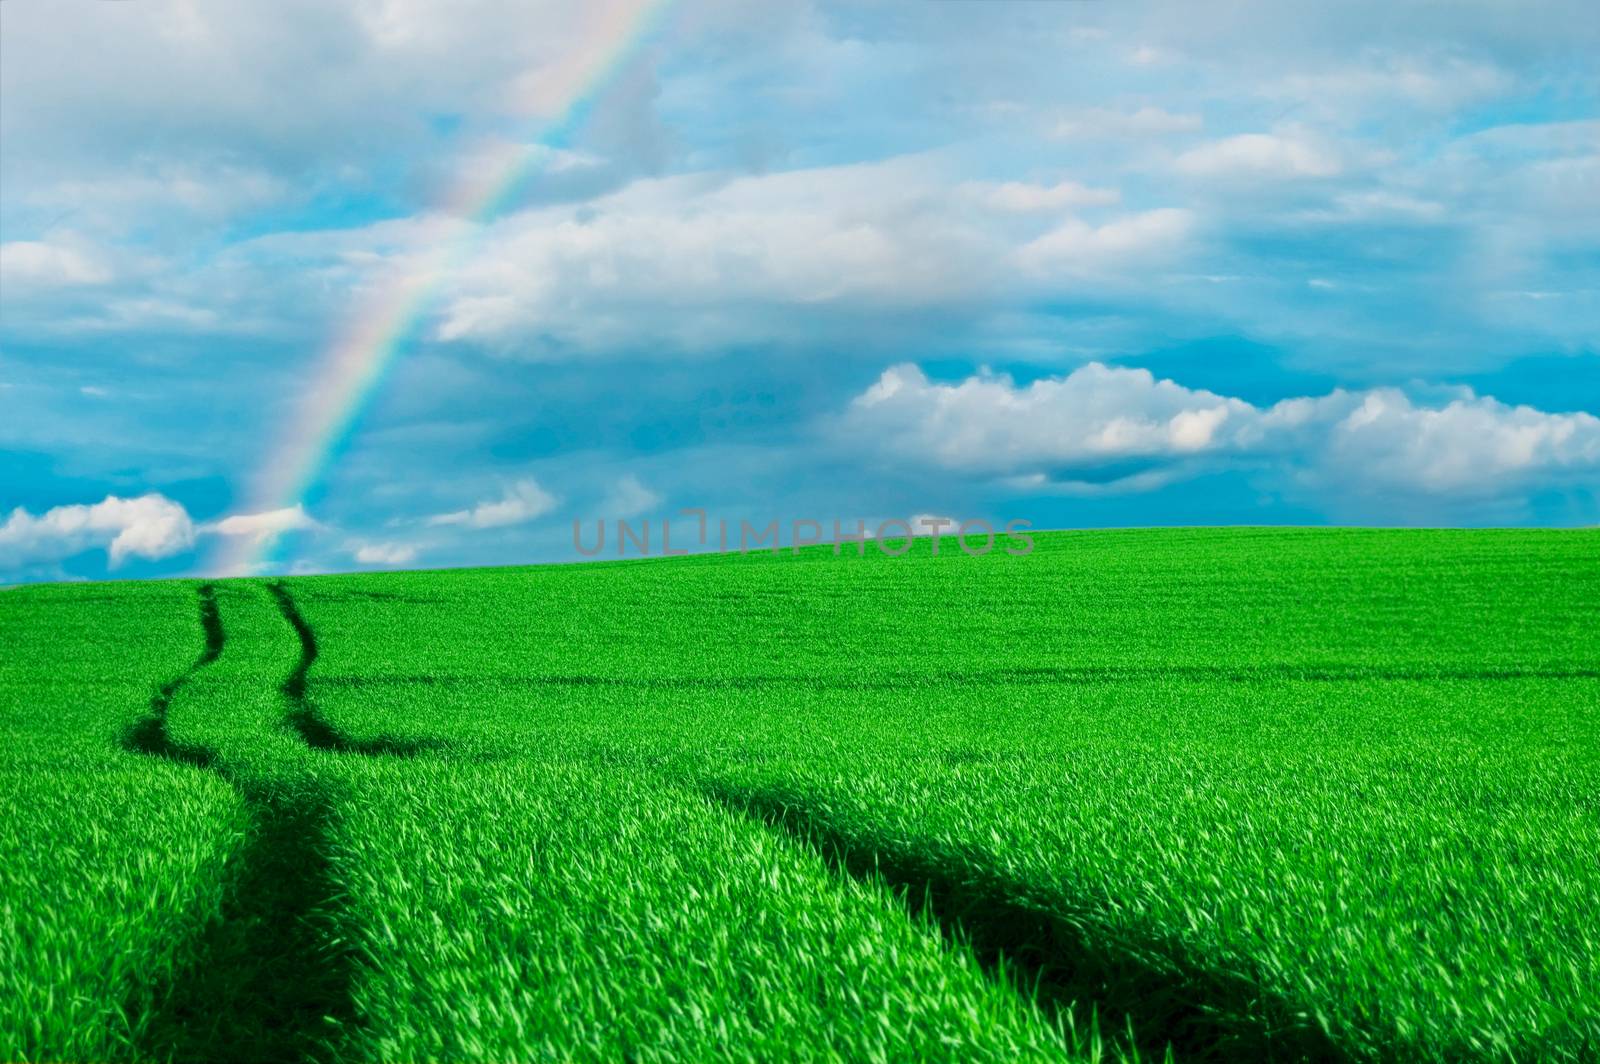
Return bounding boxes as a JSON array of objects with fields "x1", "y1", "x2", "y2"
[{"x1": 2, "y1": 0, "x2": 1597, "y2": 582}]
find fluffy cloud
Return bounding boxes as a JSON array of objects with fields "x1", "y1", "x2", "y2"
[
  {"x1": 0, "y1": 497, "x2": 338, "y2": 575},
  {"x1": 182, "y1": 156, "x2": 1195, "y2": 361},
  {"x1": 419, "y1": 164, "x2": 1210, "y2": 355},
  {"x1": 0, "y1": 0, "x2": 663, "y2": 176},
  {"x1": 850, "y1": 363, "x2": 1258, "y2": 478},
  {"x1": 972, "y1": 180, "x2": 1121, "y2": 212},
  {"x1": 204, "y1": 504, "x2": 322, "y2": 540},
  {"x1": 0, "y1": 494, "x2": 195, "y2": 568},
  {"x1": 846, "y1": 362, "x2": 1600, "y2": 498},
  {"x1": 1016, "y1": 208, "x2": 1196, "y2": 277},
  {"x1": 427, "y1": 478, "x2": 558, "y2": 528},
  {"x1": 600, "y1": 474, "x2": 662, "y2": 518},
  {"x1": 350, "y1": 540, "x2": 420, "y2": 566},
  {"x1": 9, "y1": 2, "x2": 1591, "y2": 369},
  {"x1": 1270, "y1": 55, "x2": 1513, "y2": 119},
  {"x1": 1175, "y1": 131, "x2": 1345, "y2": 180},
  {"x1": 1317, "y1": 389, "x2": 1600, "y2": 494},
  {"x1": 0, "y1": 239, "x2": 111, "y2": 287},
  {"x1": 20, "y1": 164, "x2": 289, "y2": 236},
  {"x1": 429, "y1": 160, "x2": 1006, "y2": 352}
]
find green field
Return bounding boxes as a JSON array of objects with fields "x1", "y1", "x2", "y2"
[{"x1": 2, "y1": 528, "x2": 1597, "y2": 1062}]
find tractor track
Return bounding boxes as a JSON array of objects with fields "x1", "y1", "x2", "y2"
[
  {"x1": 119, "y1": 581, "x2": 423, "y2": 1062},
  {"x1": 266, "y1": 581, "x2": 442, "y2": 757},
  {"x1": 121, "y1": 583, "x2": 223, "y2": 769},
  {"x1": 705, "y1": 782, "x2": 1350, "y2": 1064}
]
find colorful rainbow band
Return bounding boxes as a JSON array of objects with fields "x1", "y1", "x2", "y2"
[{"x1": 214, "y1": 0, "x2": 673, "y2": 576}]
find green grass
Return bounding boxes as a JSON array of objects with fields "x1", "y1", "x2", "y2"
[
  {"x1": 0, "y1": 585, "x2": 245, "y2": 1062},
  {"x1": 2, "y1": 528, "x2": 1597, "y2": 1061}
]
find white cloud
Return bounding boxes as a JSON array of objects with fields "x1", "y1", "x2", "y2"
[
  {"x1": 1175, "y1": 131, "x2": 1344, "y2": 179},
  {"x1": 1273, "y1": 56, "x2": 1513, "y2": 118},
  {"x1": 0, "y1": 0, "x2": 662, "y2": 175},
  {"x1": 972, "y1": 180, "x2": 1121, "y2": 212},
  {"x1": 428, "y1": 478, "x2": 558, "y2": 528},
  {"x1": 23, "y1": 164, "x2": 288, "y2": 231},
  {"x1": 204, "y1": 504, "x2": 322, "y2": 540},
  {"x1": 850, "y1": 363, "x2": 1257, "y2": 478},
  {"x1": 279, "y1": 161, "x2": 1201, "y2": 356},
  {"x1": 1017, "y1": 208, "x2": 1196, "y2": 276},
  {"x1": 1052, "y1": 106, "x2": 1203, "y2": 139},
  {"x1": 0, "y1": 239, "x2": 111, "y2": 286},
  {"x1": 421, "y1": 159, "x2": 1010, "y2": 352},
  {"x1": 600, "y1": 474, "x2": 661, "y2": 518},
  {"x1": 845, "y1": 362, "x2": 1600, "y2": 498},
  {"x1": 1454, "y1": 118, "x2": 1600, "y2": 157},
  {"x1": 1318, "y1": 389, "x2": 1600, "y2": 494},
  {"x1": 1127, "y1": 44, "x2": 1176, "y2": 67},
  {"x1": 2, "y1": 0, "x2": 1593, "y2": 373},
  {"x1": 350, "y1": 540, "x2": 419, "y2": 566},
  {"x1": 1314, "y1": 189, "x2": 1447, "y2": 221},
  {"x1": 440, "y1": 139, "x2": 603, "y2": 205},
  {"x1": 0, "y1": 494, "x2": 195, "y2": 568}
]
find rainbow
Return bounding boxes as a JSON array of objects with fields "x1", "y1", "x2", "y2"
[{"x1": 213, "y1": 0, "x2": 673, "y2": 576}]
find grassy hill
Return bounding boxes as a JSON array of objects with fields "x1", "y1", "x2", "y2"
[{"x1": 3, "y1": 528, "x2": 1597, "y2": 1061}]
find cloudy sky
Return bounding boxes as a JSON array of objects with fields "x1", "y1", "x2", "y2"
[{"x1": 2, "y1": 0, "x2": 1597, "y2": 582}]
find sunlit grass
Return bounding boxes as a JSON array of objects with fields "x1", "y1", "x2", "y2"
[{"x1": 2, "y1": 528, "x2": 1596, "y2": 1060}]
